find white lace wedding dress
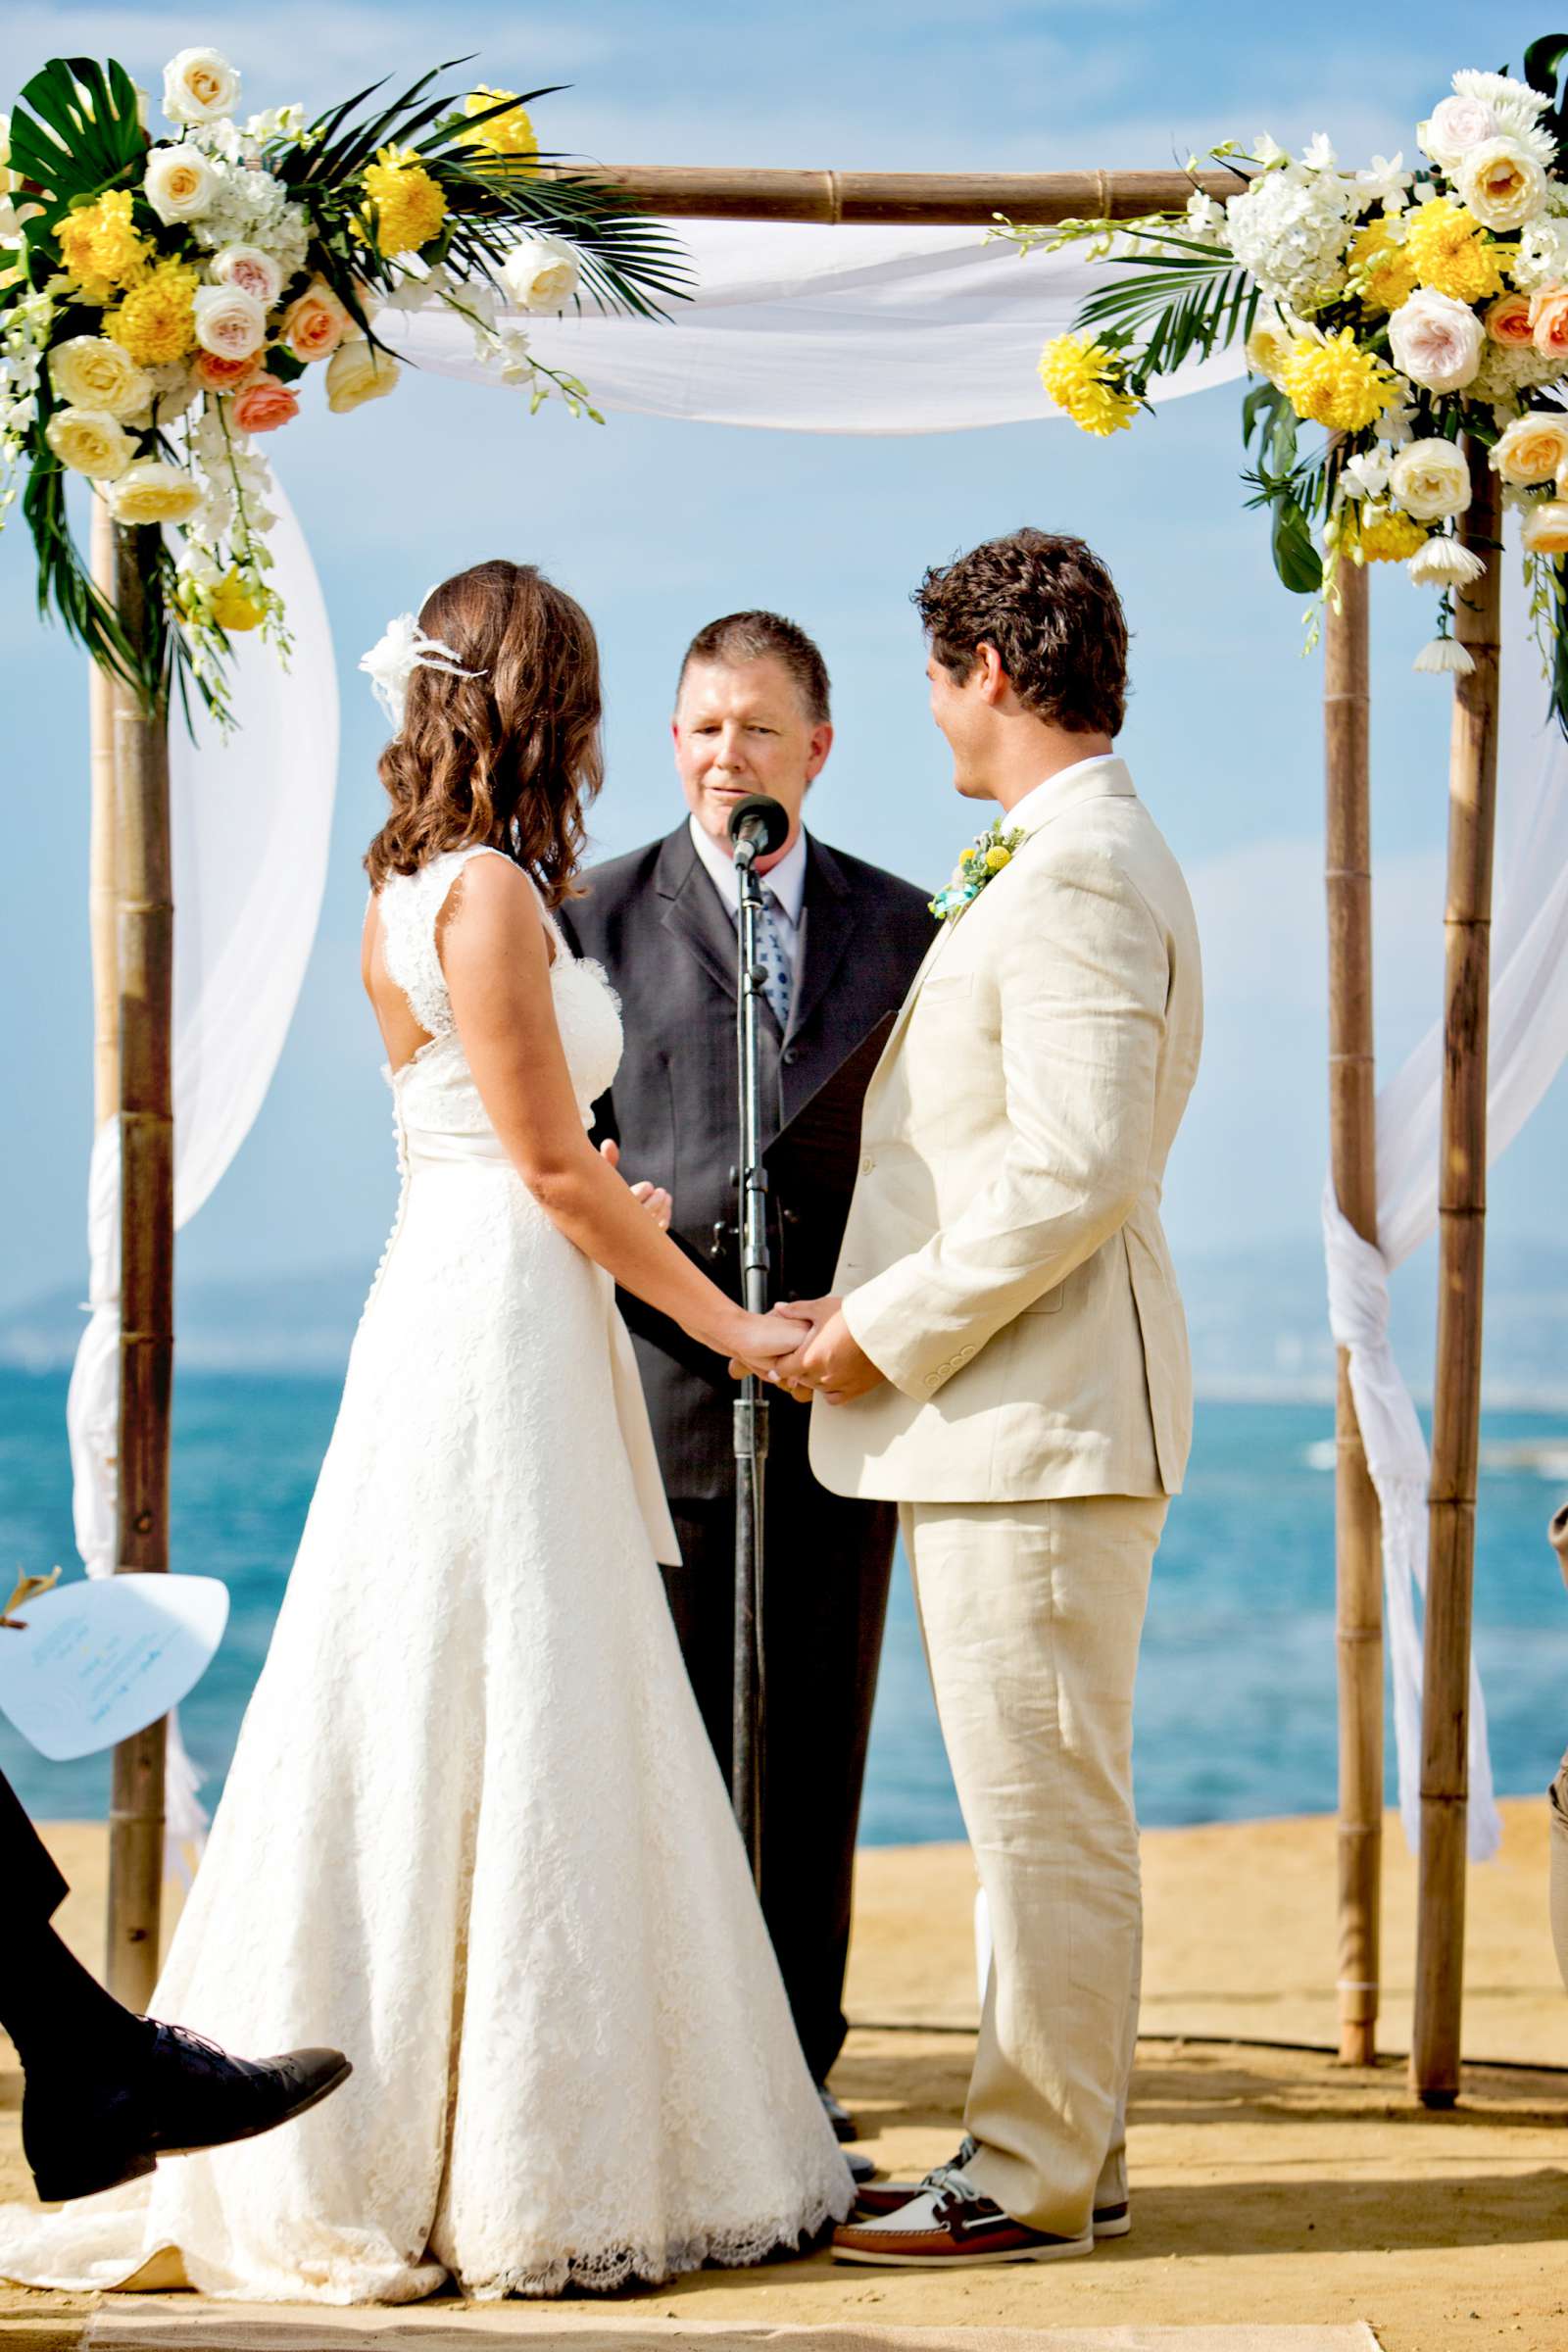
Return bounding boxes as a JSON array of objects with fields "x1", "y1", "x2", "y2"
[{"x1": 0, "y1": 846, "x2": 853, "y2": 2304}]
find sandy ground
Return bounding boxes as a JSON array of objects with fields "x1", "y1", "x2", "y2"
[{"x1": 2, "y1": 1805, "x2": 1565, "y2": 2350}]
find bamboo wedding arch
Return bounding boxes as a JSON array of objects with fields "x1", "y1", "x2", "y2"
[{"x1": 91, "y1": 161, "x2": 1491, "y2": 2109}]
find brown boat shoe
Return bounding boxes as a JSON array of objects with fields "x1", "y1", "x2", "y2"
[
  {"x1": 854, "y1": 2138, "x2": 1129, "y2": 2239},
  {"x1": 832, "y1": 2177, "x2": 1095, "y2": 2268}
]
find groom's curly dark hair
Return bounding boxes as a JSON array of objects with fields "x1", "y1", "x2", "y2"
[{"x1": 915, "y1": 528, "x2": 1129, "y2": 737}]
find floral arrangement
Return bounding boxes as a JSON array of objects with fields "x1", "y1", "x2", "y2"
[
  {"x1": 1008, "y1": 38, "x2": 1568, "y2": 732},
  {"x1": 0, "y1": 48, "x2": 684, "y2": 723},
  {"x1": 928, "y1": 819, "x2": 1026, "y2": 922}
]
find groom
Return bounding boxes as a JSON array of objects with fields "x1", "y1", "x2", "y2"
[{"x1": 773, "y1": 528, "x2": 1202, "y2": 2267}]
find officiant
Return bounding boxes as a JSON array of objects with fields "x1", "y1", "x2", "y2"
[{"x1": 559, "y1": 611, "x2": 930, "y2": 2126}]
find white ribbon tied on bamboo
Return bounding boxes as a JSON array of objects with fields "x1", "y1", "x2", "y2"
[
  {"x1": 67, "y1": 479, "x2": 338, "y2": 1862},
  {"x1": 1323, "y1": 531, "x2": 1568, "y2": 1861}
]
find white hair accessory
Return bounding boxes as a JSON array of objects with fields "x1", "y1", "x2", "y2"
[{"x1": 359, "y1": 611, "x2": 487, "y2": 734}]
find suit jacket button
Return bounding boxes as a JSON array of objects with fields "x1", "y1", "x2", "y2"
[
  {"x1": 860, "y1": 1154, "x2": 875, "y2": 1173},
  {"x1": 783, "y1": 1046, "x2": 799, "y2": 1064}
]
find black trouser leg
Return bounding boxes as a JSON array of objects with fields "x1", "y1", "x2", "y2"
[
  {"x1": 661, "y1": 1466, "x2": 896, "y2": 2087},
  {"x1": 0, "y1": 1767, "x2": 150, "y2": 2077}
]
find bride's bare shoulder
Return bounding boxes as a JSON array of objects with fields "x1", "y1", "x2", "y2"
[{"x1": 440, "y1": 850, "x2": 557, "y2": 965}]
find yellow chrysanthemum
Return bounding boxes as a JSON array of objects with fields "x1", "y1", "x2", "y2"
[
  {"x1": 463, "y1": 86, "x2": 538, "y2": 164},
  {"x1": 1279, "y1": 328, "x2": 1399, "y2": 432},
  {"x1": 356, "y1": 145, "x2": 448, "y2": 256},
  {"x1": 1341, "y1": 504, "x2": 1430, "y2": 564},
  {"x1": 105, "y1": 259, "x2": 199, "y2": 368},
  {"x1": 1348, "y1": 216, "x2": 1417, "y2": 314},
  {"x1": 57, "y1": 189, "x2": 153, "y2": 300},
  {"x1": 1037, "y1": 334, "x2": 1138, "y2": 437},
  {"x1": 1402, "y1": 196, "x2": 1503, "y2": 305}
]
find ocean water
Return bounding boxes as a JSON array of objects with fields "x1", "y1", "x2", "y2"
[{"x1": 3, "y1": 1367, "x2": 1567, "y2": 1841}]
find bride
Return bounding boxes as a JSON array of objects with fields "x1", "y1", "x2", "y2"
[{"x1": 0, "y1": 559, "x2": 854, "y2": 2303}]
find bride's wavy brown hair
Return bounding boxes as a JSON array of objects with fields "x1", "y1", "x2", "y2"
[{"x1": 365, "y1": 560, "x2": 603, "y2": 906}]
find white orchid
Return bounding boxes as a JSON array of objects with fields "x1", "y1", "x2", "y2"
[
  {"x1": 1356, "y1": 153, "x2": 1413, "y2": 210},
  {"x1": 1301, "y1": 132, "x2": 1337, "y2": 172},
  {"x1": 1343, "y1": 445, "x2": 1393, "y2": 499}
]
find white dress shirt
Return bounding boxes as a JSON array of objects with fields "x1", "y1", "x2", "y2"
[{"x1": 687, "y1": 812, "x2": 808, "y2": 980}]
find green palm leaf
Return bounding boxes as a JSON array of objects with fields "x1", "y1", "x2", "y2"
[{"x1": 9, "y1": 55, "x2": 146, "y2": 216}]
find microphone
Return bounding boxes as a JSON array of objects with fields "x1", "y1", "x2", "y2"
[{"x1": 727, "y1": 793, "x2": 791, "y2": 865}]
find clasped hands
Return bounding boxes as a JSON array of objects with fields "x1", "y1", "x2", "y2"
[{"x1": 729, "y1": 1297, "x2": 883, "y2": 1406}]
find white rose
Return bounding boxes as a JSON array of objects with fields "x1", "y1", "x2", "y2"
[
  {"x1": 163, "y1": 47, "x2": 240, "y2": 126},
  {"x1": 1457, "y1": 137, "x2": 1548, "y2": 232},
  {"x1": 325, "y1": 339, "x2": 399, "y2": 414},
  {"x1": 1420, "y1": 94, "x2": 1500, "y2": 172},
  {"x1": 43, "y1": 407, "x2": 133, "y2": 480},
  {"x1": 500, "y1": 233, "x2": 580, "y2": 316},
  {"x1": 107, "y1": 458, "x2": 204, "y2": 526},
  {"x1": 211, "y1": 243, "x2": 285, "y2": 309},
  {"x1": 1388, "y1": 437, "x2": 1473, "y2": 521},
  {"x1": 144, "y1": 142, "x2": 220, "y2": 225},
  {"x1": 48, "y1": 335, "x2": 152, "y2": 418},
  {"x1": 193, "y1": 282, "x2": 268, "y2": 362},
  {"x1": 1388, "y1": 286, "x2": 1485, "y2": 393}
]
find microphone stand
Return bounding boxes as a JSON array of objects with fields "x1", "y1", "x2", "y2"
[{"x1": 731, "y1": 833, "x2": 770, "y2": 1887}]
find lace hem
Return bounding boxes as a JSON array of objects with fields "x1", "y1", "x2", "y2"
[{"x1": 466, "y1": 2179, "x2": 856, "y2": 2301}]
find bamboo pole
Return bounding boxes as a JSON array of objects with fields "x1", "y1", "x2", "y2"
[
  {"x1": 1410, "y1": 440, "x2": 1501, "y2": 2107},
  {"x1": 1324, "y1": 556, "x2": 1384, "y2": 2068},
  {"x1": 88, "y1": 495, "x2": 122, "y2": 1127},
  {"x1": 104, "y1": 524, "x2": 174, "y2": 2012},
  {"x1": 545, "y1": 162, "x2": 1235, "y2": 225}
]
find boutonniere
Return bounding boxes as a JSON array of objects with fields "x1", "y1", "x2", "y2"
[{"x1": 928, "y1": 820, "x2": 1027, "y2": 923}]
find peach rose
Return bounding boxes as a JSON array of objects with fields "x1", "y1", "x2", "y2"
[
  {"x1": 1522, "y1": 497, "x2": 1568, "y2": 555},
  {"x1": 230, "y1": 376, "x2": 300, "y2": 433},
  {"x1": 1529, "y1": 283, "x2": 1568, "y2": 359},
  {"x1": 282, "y1": 280, "x2": 351, "y2": 363},
  {"x1": 193, "y1": 348, "x2": 262, "y2": 393},
  {"x1": 1492, "y1": 412, "x2": 1568, "y2": 486},
  {"x1": 1486, "y1": 292, "x2": 1536, "y2": 346}
]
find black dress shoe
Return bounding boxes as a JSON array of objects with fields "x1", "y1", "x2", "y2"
[
  {"x1": 24, "y1": 2023, "x2": 352, "y2": 2205},
  {"x1": 818, "y1": 2083, "x2": 858, "y2": 2142}
]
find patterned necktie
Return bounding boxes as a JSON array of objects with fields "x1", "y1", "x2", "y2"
[{"x1": 756, "y1": 886, "x2": 793, "y2": 1033}]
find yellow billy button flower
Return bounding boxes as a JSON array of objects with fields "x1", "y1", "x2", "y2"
[
  {"x1": 1348, "y1": 215, "x2": 1417, "y2": 314},
  {"x1": 984, "y1": 845, "x2": 1012, "y2": 872},
  {"x1": 1280, "y1": 329, "x2": 1399, "y2": 432},
  {"x1": 106, "y1": 259, "x2": 200, "y2": 367},
  {"x1": 356, "y1": 146, "x2": 448, "y2": 257},
  {"x1": 1401, "y1": 196, "x2": 1503, "y2": 305},
  {"x1": 57, "y1": 189, "x2": 153, "y2": 300},
  {"x1": 463, "y1": 87, "x2": 539, "y2": 164},
  {"x1": 1037, "y1": 334, "x2": 1138, "y2": 436}
]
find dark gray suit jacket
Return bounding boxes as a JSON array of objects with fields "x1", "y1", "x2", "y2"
[{"x1": 558, "y1": 823, "x2": 932, "y2": 1501}]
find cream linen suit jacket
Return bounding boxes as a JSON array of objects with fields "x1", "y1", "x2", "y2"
[{"x1": 808, "y1": 756, "x2": 1202, "y2": 1505}]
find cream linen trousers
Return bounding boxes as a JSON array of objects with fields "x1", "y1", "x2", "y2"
[{"x1": 901, "y1": 1490, "x2": 1167, "y2": 2239}]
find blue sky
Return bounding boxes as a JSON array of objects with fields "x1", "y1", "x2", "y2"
[{"x1": 3, "y1": 0, "x2": 1566, "y2": 1321}]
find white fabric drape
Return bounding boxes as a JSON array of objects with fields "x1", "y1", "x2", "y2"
[
  {"x1": 381, "y1": 220, "x2": 1247, "y2": 433},
  {"x1": 1324, "y1": 537, "x2": 1568, "y2": 1859},
  {"x1": 67, "y1": 480, "x2": 338, "y2": 1854}
]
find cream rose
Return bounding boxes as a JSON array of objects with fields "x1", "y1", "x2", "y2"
[
  {"x1": 1522, "y1": 497, "x2": 1568, "y2": 555},
  {"x1": 211, "y1": 243, "x2": 285, "y2": 309},
  {"x1": 1388, "y1": 437, "x2": 1473, "y2": 521},
  {"x1": 1421, "y1": 94, "x2": 1500, "y2": 172},
  {"x1": 163, "y1": 47, "x2": 240, "y2": 126},
  {"x1": 325, "y1": 339, "x2": 398, "y2": 414},
  {"x1": 144, "y1": 142, "x2": 220, "y2": 225},
  {"x1": 1389, "y1": 286, "x2": 1485, "y2": 392},
  {"x1": 108, "y1": 458, "x2": 203, "y2": 526},
  {"x1": 1492, "y1": 412, "x2": 1568, "y2": 485},
  {"x1": 1245, "y1": 318, "x2": 1293, "y2": 386},
  {"x1": 499, "y1": 233, "x2": 580, "y2": 316},
  {"x1": 282, "y1": 280, "x2": 352, "y2": 362},
  {"x1": 44, "y1": 407, "x2": 133, "y2": 480},
  {"x1": 48, "y1": 335, "x2": 152, "y2": 418},
  {"x1": 193, "y1": 283, "x2": 268, "y2": 363},
  {"x1": 1457, "y1": 137, "x2": 1548, "y2": 232}
]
